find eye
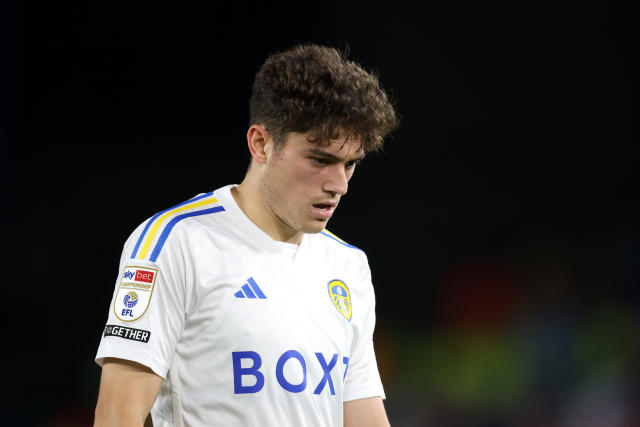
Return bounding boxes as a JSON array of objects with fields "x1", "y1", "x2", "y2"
[
  {"x1": 346, "y1": 160, "x2": 360, "y2": 169},
  {"x1": 311, "y1": 157, "x2": 329, "y2": 165}
]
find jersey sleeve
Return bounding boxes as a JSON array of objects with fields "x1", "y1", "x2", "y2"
[
  {"x1": 342, "y1": 252, "x2": 386, "y2": 402},
  {"x1": 95, "y1": 220, "x2": 190, "y2": 379}
]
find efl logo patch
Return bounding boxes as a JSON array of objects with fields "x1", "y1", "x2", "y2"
[
  {"x1": 114, "y1": 266, "x2": 158, "y2": 322},
  {"x1": 328, "y1": 279, "x2": 352, "y2": 321}
]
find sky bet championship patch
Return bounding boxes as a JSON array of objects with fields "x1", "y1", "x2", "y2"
[{"x1": 114, "y1": 266, "x2": 158, "y2": 322}]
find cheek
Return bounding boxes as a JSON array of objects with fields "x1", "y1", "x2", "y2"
[
  {"x1": 267, "y1": 162, "x2": 310, "y2": 205},
  {"x1": 271, "y1": 154, "x2": 323, "y2": 198},
  {"x1": 288, "y1": 163, "x2": 320, "y2": 187},
  {"x1": 346, "y1": 168, "x2": 355, "y2": 180}
]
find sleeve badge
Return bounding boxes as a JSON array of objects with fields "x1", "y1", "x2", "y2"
[{"x1": 114, "y1": 266, "x2": 158, "y2": 322}]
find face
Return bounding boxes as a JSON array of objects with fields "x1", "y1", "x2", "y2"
[{"x1": 259, "y1": 131, "x2": 364, "y2": 237}]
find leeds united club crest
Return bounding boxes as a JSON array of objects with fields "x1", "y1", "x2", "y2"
[{"x1": 328, "y1": 279, "x2": 352, "y2": 321}]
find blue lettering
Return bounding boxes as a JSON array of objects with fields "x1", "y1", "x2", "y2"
[
  {"x1": 121, "y1": 309, "x2": 133, "y2": 317},
  {"x1": 123, "y1": 271, "x2": 135, "y2": 280},
  {"x1": 313, "y1": 353, "x2": 338, "y2": 395},
  {"x1": 232, "y1": 351, "x2": 265, "y2": 394},
  {"x1": 231, "y1": 350, "x2": 348, "y2": 395},
  {"x1": 276, "y1": 350, "x2": 307, "y2": 393}
]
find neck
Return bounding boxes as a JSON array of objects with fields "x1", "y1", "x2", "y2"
[{"x1": 231, "y1": 174, "x2": 303, "y2": 245}]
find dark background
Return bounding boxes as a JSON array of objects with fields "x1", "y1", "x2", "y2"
[{"x1": 5, "y1": 1, "x2": 637, "y2": 426}]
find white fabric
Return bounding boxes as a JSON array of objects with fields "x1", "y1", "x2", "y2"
[{"x1": 96, "y1": 184, "x2": 384, "y2": 427}]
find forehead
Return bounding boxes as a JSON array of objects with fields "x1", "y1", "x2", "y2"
[{"x1": 285, "y1": 131, "x2": 364, "y2": 159}]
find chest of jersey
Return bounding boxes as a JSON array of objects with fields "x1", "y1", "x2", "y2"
[{"x1": 173, "y1": 245, "x2": 358, "y2": 406}]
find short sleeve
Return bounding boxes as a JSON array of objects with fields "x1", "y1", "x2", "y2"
[
  {"x1": 95, "y1": 220, "x2": 189, "y2": 379},
  {"x1": 342, "y1": 254, "x2": 386, "y2": 401}
]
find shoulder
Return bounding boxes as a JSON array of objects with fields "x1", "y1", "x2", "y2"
[
  {"x1": 313, "y1": 230, "x2": 376, "y2": 307},
  {"x1": 128, "y1": 191, "x2": 227, "y2": 263},
  {"x1": 312, "y1": 228, "x2": 370, "y2": 266},
  {"x1": 317, "y1": 229, "x2": 362, "y2": 251}
]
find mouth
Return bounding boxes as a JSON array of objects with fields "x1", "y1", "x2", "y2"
[{"x1": 312, "y1": 202, "x2": 336, "y2": 219}]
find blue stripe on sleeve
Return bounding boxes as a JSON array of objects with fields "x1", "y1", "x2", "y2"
[
  {"x1": 130, "y1": 192, "x2": 214, "y2": 259},
  {"x1": 148, "y1": 205, "x2": 225, "y2": 262},
  {"x1": 320, "y1": 231, "x2": 361, "y2": 250}
]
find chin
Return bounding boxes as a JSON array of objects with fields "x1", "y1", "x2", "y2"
[{"x1": 301, "y1": 221, "x2": 328, "y2": 234}]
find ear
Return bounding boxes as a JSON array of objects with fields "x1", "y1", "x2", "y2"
[{"x1": 247, "y1": 125, "x2": 273, "y2": 165}]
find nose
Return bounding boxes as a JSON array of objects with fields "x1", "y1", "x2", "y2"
[{"x1": 324, "y1": 164, "x2": 350, "y2": 196}]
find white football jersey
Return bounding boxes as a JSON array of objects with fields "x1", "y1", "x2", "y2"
[{"x1": 96, "y1": 184, "x2": 385, "y2": 427}]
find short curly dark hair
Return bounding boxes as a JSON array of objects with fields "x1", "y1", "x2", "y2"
[{"x1": 249, "y1": 44, "x2": 399, "y2": 153}]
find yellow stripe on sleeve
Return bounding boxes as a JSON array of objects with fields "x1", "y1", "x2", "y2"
[
  {"x1": 323, "y1": 229, "x2": 346, "y2": 243},
  {"x1": 137, "y1": 197, "x2": 219, "y2": 259}
]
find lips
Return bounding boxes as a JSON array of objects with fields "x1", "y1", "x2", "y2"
[
  {"x1": 312, "y1": 202, "x2": 337, "y2": 219},
  {"x1": 313, "y1": 203, "x2": 335, "y2": 209}
]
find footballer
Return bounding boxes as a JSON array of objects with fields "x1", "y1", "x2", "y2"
[{"x1": 94, "y1": 44, "x2": 399, "y2": 427}]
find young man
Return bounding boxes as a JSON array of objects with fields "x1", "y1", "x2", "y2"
[{"x1": 94, "y1": 44, "x2": 399, "y2": 427}]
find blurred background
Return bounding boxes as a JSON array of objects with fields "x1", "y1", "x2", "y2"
[{"x1": 5, "y1": 1, "x2": 637, "y2": 426}]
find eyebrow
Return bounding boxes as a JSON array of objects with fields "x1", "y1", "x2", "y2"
[{"x1": 304, "y1": 148, "x2": 366, "y2": 163}]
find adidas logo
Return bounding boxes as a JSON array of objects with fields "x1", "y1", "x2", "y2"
[{"x1": 234, "y1": 277, "x2": 267, "y2": 299}]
